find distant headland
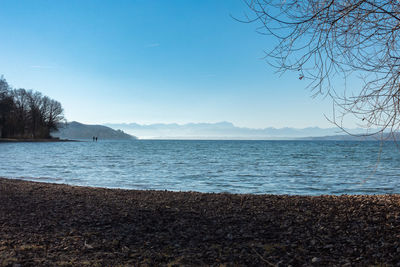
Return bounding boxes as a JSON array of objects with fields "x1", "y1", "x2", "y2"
[{"x1": 52, "y1": 121, "x2": 137, "y2": 140}]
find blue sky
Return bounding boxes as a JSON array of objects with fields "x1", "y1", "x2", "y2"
[{"x1": 0, "y1": 0, "x2": 338, "y2": 128}]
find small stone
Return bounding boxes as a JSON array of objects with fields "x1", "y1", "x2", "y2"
[
  {"x1": 84, "y1": 241, "x2": 94, "y2": 249},
  {"x1": 312, "y1": 257, "x2": 320, "y2": 263}
]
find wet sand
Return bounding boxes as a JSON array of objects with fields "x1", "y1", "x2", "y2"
[{"x1": 1, "y1": 177, "x2": 399, "y2": 266}]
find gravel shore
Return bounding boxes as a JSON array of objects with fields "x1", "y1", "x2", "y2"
[{"x1": 1, "y1": 177, "x2": 400, "y2": 266}]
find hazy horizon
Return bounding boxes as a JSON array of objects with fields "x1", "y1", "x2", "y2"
[{"x1": 102, "y1": 121, "x2": 371, "y2": 139}]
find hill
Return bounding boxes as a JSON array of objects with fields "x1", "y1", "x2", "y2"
[{"x1": 52, "y1": 121, "x2": 137, "y2": 140}]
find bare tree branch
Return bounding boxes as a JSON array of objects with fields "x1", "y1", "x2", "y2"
[{"x1": 245, "y1": 0, "x2": 400, "y2": 135}]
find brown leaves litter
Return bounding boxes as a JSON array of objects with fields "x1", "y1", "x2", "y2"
[{"x1": 1, "y1": 177, "x2": 400, "y2": 266}]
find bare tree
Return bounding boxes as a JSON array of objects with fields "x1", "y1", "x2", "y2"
[
  {"x1": 244, "y1": 0, "x2": 400, "y2": 136},
  {"x1": 0, "y1": 77, "x2": 14, "y2": 138},
  {"x1": 0, "y1": 81, "x2": 65, "y2": 139},
  {"x1": 42, "y1": 97, "x2": 64, "y2": 137},
  {"x1": 26, "y1": 90, "x2": 44, "y2": 138},
  {"x1": 12, "y1": 89, "x2": 30, "y2": 137}
]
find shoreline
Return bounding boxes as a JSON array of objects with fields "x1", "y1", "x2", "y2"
[
  {"x1": 1, "y1": 177, "x2": 399, "y2": 265},
  {"x1": 0, "y1": 138, "x2": 79, "y2": 142}
]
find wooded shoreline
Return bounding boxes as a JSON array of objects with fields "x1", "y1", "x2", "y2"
[
  {"x1": 0, "y1": 138, "x2": 77, "y2": 142},
  {"x1": 1, "y1": 177, "x2": 400, "y2": 266}
]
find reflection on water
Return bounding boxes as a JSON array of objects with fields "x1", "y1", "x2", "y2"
[{"x1": 1, "y1": 140, "x2": 400, "y2": 195}]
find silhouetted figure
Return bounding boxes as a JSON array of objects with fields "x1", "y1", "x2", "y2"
[
  {"x1": 95, "y1": 137, "x2": 98, "y2": 142},
  {"x1": 93, "y1": 136, "x2": 95, "y2": 142}
]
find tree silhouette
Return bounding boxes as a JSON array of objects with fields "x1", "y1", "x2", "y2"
[
  {"x1": 0, "y1": 76, "x2": 65, "y2": 139},
  {"x1": 245, "y1": 0, "x2": 400, "y2": 135}
]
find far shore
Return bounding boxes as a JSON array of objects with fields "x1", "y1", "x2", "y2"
[
  {"x1": 0, "y1": 138, "x2": 79, "y2": 142},
  {"x1": 1, "y1": 177, "x2": 399, "y2": 266}
]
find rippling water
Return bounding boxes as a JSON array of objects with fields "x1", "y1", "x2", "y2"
[{"x1": 1, "y1": 140, "x2": 400, "y2": 195}]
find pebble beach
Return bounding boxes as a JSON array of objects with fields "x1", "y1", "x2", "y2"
[{"x1": 1, "y1": 177, "x2": 400, "y2": 266}]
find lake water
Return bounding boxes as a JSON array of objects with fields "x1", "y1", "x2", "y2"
[{"x1": 1, "y1": 140, "x2": 400, "y2": 195}]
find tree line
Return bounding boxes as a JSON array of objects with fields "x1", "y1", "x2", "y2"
[{"x1": 0, "y1": 76, "x2": 64, "y2": 139}]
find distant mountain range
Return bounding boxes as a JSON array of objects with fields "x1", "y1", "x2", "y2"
[
  {"x1": 52, "y1": 121, "x2": 137, "y2": 140},
  {"x1": 300, "y1": 132, "x2": 399, "y2": 141},
  {"x1": 104, "y1": 122, "x2": 376, "y2": 140}
]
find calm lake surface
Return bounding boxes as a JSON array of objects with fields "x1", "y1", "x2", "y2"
[{"x1": 1, "y1": 140, "x2": 400, "y2": 195}]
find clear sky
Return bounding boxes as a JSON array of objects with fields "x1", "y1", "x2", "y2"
[{"x1": 0, "y1": 0, "x2": 339, "y2": 128}]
